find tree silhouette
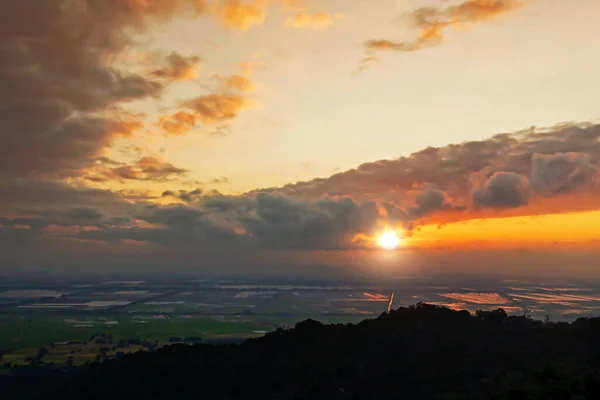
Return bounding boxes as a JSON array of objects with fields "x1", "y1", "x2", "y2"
[{"x1": 35, "y1": 347, "x2": 48, "y2": 361}]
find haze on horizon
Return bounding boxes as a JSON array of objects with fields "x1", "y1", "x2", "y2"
[{"x1": 1, "y1": 0, "x2": 599, "y2": 278}]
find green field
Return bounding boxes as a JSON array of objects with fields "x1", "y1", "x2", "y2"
[
  {"x1": 0, "y1": 314, "x2": 254, "y2": 349},
  {"x1": 2, "y1": 342, "x2": 148, "y2": 367},
  {"x1": 0, "y1": 312, "x2": 369, "y2": 351},
  {"x1": 0, "y1": 312, "x2": 369, "y2": 369}
]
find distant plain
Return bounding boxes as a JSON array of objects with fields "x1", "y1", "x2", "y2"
[{"x1": 2, "y1": 275, "x2": 600, "y2": 355}]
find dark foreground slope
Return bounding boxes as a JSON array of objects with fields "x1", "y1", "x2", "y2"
[{"x1": 20, "y1": 304, "x2": 600, "y2": 399}]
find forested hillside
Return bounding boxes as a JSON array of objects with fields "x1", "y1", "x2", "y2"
[{"x1": 11, "y1": 303, "x2": 600, "y2": 399}]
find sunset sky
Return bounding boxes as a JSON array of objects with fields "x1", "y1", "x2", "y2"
[{"x1": 1, "y1": 0, "x2": 600, "y2": 276}]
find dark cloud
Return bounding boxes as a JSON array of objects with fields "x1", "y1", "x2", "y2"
[
  {"x1": 210, "y1": 192, "x2": 380, "y2": 250},
  {"x1": 409, "y1": 186, "x2": 465, "y2": 218},
  {"x1": 210, "y1": 176, "x2": 230, "y2": 184},
  {"x1": 116, "y1": 189, "x2": 159, "y2": 201},
  {"x1": 151, "y1": 52, "x2": 201, "y2": 81},
  {"x1": 201, "y1": 194, "x2": 255, "y2": 214},
  {"x1": 379, "y1": 185, "x2": 465, "y2": 229},
  {"x1": 68, "y1": 192, "x2": 382, "y2": 251},
  {"x1": 0, "y1": 178, "x2": 140, "y2": 261},
  {"x1": 0, "y1": 114, "x2": 143, "y2": 179},
  {"x1": 0, "y1": 222, "x2": 39, "y2": 254},
  {"x1": 0, "y1": 0, "x2": 205, "y2": 179},
  {"x1": 531, "y1": 152, "x2": 598, "y2": 195},
  {"x1": 29, "y1": 207, "x2": 104, "y2": 224},
  {"x1": 78, "y1": 203, "x2": 242, "y2": 249},
  {"x1": 162, "y1": 188, "x2": 204, "y2": 202},
  {"x1": 0, "y1": 207, "x2": 124, "y2": 240},
  {"x1": 0, "y1": 180, "x2": 134, "y2": 216},
  {"x1": 472, "y1": 172, "x2": 531, "y2": 209},
  {"x1": 138, "y1": 205, "x2": 204, "y2": 227}
]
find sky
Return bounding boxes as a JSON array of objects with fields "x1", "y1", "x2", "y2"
[{"x1": 1, "y1": 0, "x2": 600, "y2": 277}]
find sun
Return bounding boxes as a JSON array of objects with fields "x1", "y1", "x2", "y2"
[{"x1": 378, "y1": 231, "x2": 401, "y2": 250}]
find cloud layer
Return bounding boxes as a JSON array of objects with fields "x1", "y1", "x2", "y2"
[
  {"x1": 2, "y1": 123, "x2": 599, "y2": 258},
  {"x1": 262, "y1": 123, "x2": 600, "y2": 211}
]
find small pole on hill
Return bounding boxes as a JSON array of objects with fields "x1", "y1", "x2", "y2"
[{"x1": 387, "y1": 292, "x2": 395, "y2": 313}]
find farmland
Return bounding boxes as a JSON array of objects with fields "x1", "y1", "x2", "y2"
[
  {"x1": 2, "y1": 275, "x2": 600, "y2": 369},
  {"x1": 0, "y1": 278, "x2": 387, "y2": 367}
]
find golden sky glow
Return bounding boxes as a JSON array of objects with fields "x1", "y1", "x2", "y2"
[{"x1": 409, "y1": 210, "x2": 600, "y2": 249}]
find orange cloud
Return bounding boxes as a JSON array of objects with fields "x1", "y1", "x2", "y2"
[
  {"x1": 365, "y1": 0, "x2": 526, "y2": 53},
  {"x1": 212, "y1": 0, "x2": 268, "y2": 30},
  {"x1": 284, "y1": 11, "x2": 333, "y2": 29},
  {"x1": 183, "y1": 94, "x2": 250, "y2": 124},
  {"x1": 158, "y1": 111, "x2": 197, "y2": 136},
  {"x1": 158, "y1": 63, "x2": 258, "y2": 135},
  {"x1": 362, "y1": 292, "x2": 389, "y2": 301},
  {"x1": 85, "y1": 156, "x2": 188, "y2": 183},
  {"x1": 213, "y1": 73, "x2": 257, "y2": 92}
]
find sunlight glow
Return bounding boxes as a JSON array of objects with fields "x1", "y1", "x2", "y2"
[{"x1": 379, "y1": 231, "x2": 401, "y2": 250}]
